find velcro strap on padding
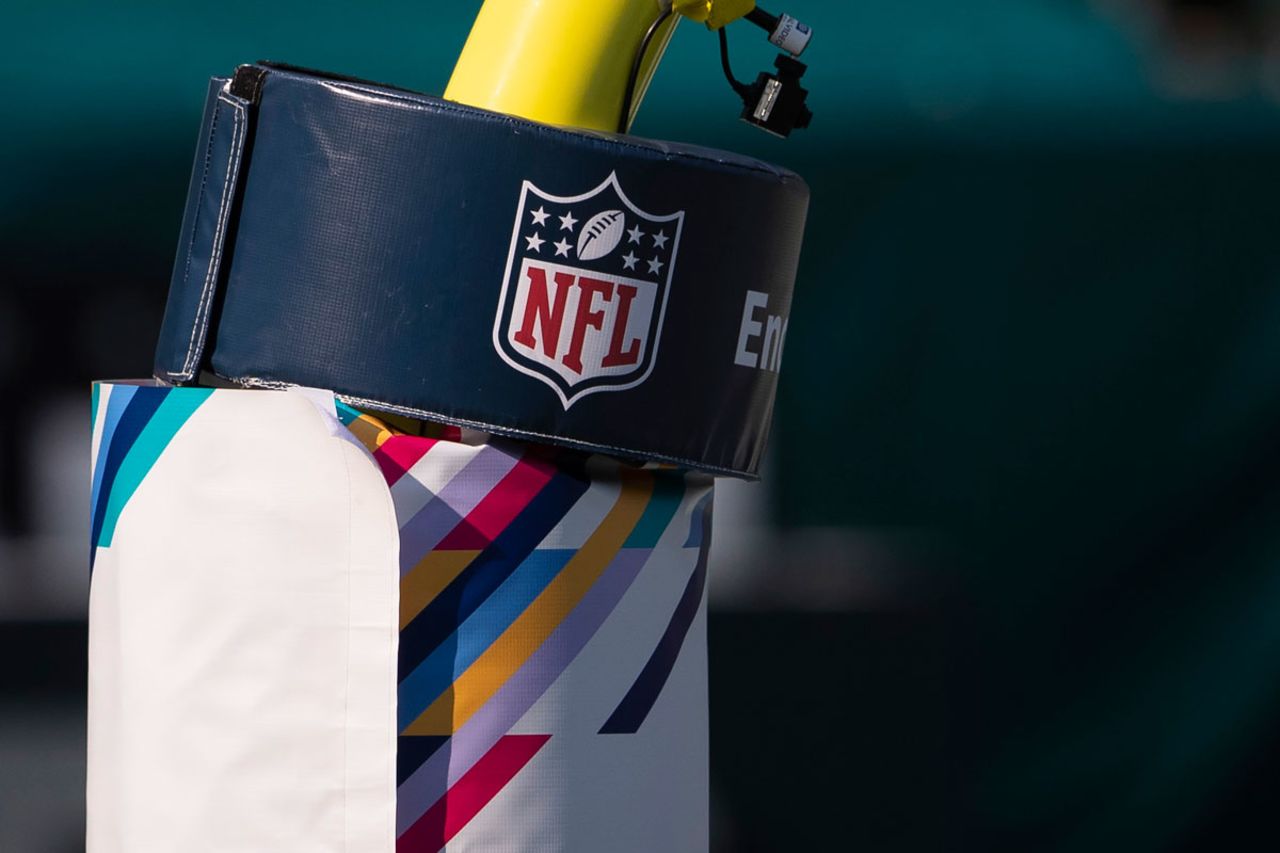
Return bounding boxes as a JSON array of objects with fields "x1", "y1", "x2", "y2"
[{"x1": 155, "y1": 63, "x2": 809, "y2": 478}]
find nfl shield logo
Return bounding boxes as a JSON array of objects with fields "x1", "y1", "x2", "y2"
[{"x1": 492, "y1": 172, "x2": 684, "y2": 409}]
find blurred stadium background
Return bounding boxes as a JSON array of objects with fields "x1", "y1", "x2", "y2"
[{"x1": 5, "y1": 1, "x2": 1280, "y2": 850}]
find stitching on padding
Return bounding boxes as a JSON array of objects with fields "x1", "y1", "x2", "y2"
[
  {"x1": 178, "y1": 92, "x2": 246, "y2": 378},
  {"x1": 337, "y1": 392, "x2": 751, "y2": 478},
  {"x1": 177, "y1": 97, "x2": 221, "y2": 334},
  {"x1": 210, "y1": 372, "x2": 752, "y2": 477}
]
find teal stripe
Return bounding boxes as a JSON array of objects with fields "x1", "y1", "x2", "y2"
[
  {"x1": 623, "y1": 472, "x2": 686, "y2": 549},
  {"x1": 90, "y1": 383, "x2": 100, "y2": 432},
  {"x1": 90, "y1": 384, "x2": 139, "y2": 516},
  {"x1": 98, "y1": 388, "x2": 213, "y2": 549},
  {"x1": 335, "y1": 400, "x2": 363, "y2": 427}
]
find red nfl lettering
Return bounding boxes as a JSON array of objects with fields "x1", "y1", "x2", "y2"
[
  {"x1": 493, "y1": 172, "x2": 684, "y2": 409},
  {"x1": 563, "y1": 276, "x2": 612, "y2": 374},
  {"x1": 514, "y1": 268, "x2": 644, "y2": 375},
  {"x1": 602, "y1": 284, "x2": 641, "y2": 368},
  {"x1": 513, "y1": 267, "x2": 573, "y2": 359}
]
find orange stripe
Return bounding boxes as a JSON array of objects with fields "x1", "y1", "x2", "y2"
[
  {"x1": 346, "y1": 414, "x2": 396, "y2": 453},
  {"x1": 400, "y1": 549, "x2": 482, "y2": 630},
  {"x1": 404, "y1": 469, "x2": 653, "y2": 736}
]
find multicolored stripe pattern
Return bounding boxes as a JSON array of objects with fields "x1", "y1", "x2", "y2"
[
  {"x1": 338, "y1": 403, "x2": 713, "y2": 852},
  {"x1": 89, "y1": 383, "x2": 212, "y2": 569},
  {"x1": 89, "y1": 389, "x2": 711, "y2": 849}
]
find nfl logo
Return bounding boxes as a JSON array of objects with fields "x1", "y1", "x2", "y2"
[{"x1": 492, "y1": 172, "x2": 684, "y2": 409}]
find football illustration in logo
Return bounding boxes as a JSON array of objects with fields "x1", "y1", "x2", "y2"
[
  {"x1": 577, "y1": 210, "x2": 627, "y2": 260},
  {"x1": 492, "y1": 172, "x2": 685, "y2": 409}
]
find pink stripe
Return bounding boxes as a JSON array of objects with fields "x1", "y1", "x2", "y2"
[
  {"x1": 434, "y1": 455, "x2": 555, "y2": 550},
  {"x1": 375, "y1": 436, "x2": 435, "y2": 486},
  {"x1": 396, "y1": 548, "x2": 654, "y2": 835},
  {"x1": 397, "y1": 734, "x2": 550, "y2": 851},
  {"x1": 397, "y1": 446, "x2": 519, "y2": 574}
]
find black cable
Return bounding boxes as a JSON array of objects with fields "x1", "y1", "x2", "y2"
[
  {"x1": 619, "y1": 8, "x2": 674, "y2": 133},
  {"x1": 745, "y1": 7, "x2": 780, "y2": 34},
  {"x1": 718, "y1": 27, "x2": 749, "y2": 98}
]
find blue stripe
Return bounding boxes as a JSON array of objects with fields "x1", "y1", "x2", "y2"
[
  {"x1": 600, "y1": 497, "x2": 713, "y2": 734},
  {"x1": 90, "y1": 387, "x2": 168, "y2": 560},
  {"x1": 397, "y1": 736, "x2": 450, "y2": 786},
  {"x1": 89, "y1": 384, "x2": 139, "y2": 516},
  {"x1": 96, "y1": 389, "x2": 213, "y2": 552},
  {"x1": 398, "y1": 549, "x2": 575, "y2": 729},
  {"x1": 683, "y1": 492, "x2": 713, "y2": 548},
  {"x1": 397, "y1": 464, "x2": 589, "y2": 681}
]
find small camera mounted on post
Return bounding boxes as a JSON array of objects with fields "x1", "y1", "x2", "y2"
[{"x1": 719, "y1": 5, "x2": 814, "y2": 138}]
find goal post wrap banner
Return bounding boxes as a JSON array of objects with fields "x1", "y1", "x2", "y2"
[
  {"x1": 153, "y1": 63, "x2": 809, "y2": 478},
  {"x1": 98, "y1": 57, "x2": 801, "y2": 852},
  {"x1": 87, "y1": 382, "x2": 713, "y2": 852}
]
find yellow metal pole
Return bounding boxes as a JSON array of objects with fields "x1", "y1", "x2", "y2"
[{"x1": 444, "y1": 0, "x2": 679, "y2": 131}]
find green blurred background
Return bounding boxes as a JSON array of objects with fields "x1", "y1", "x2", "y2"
[{"x1": 4, "y1": 1, "x2": 1280, "y2": 850}]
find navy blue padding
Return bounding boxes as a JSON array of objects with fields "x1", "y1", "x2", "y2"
[
  {"x1": 155, "y1": 63, "x2": 809, "y2": 477},
  {"x1": 155, "y1": 79, "x2": 248, "y2": 382}
]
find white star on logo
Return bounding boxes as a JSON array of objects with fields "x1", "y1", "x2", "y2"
[
  {"x1": 626, "y1": 224, "x2": 645, "y2": 244},
  {"x1": 530, "y1": 206, "x2": 549, "y2": 226},
  {"x1": 525, "y1": 232, "x2": 545, "y2": 253},
  {"x1": 621, "y1": 251, "x2": 639, "y2": 270},
  {"x1": 647, "y1": 256, "x2": 664, "y2": 275},
  {"x1": 553, "y1": 238, "x2": 572, "y2": 258},
  {"x1": 558, "y1": 211, "x2": 578, "y2": 231},
  {"x1": 652, "y1": 230, "x2": 669, "y2": 249}
]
